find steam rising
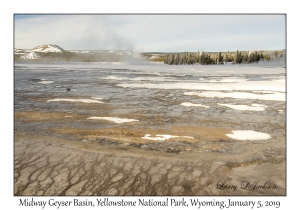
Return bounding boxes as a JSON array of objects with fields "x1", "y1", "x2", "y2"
[{"x1": 15, "y1": 15, "x2": 139, "y2": 52}]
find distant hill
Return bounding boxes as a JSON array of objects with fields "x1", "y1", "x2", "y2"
[
  {"x1": 14, "y1": 44, "x2": 285, "y2": 64},
  {"x1": 14, "y1": 44, "x2": 64, "y2": 60},
  {"x1": 31, "y1": 44, "x2": 65, "y2": 53},
  {"x1": 14, "y1": 44, "x2": 135, "y2": 62}
]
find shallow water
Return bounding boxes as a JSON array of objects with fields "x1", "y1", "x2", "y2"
[
  {"x1": 14, "y1": 62, "x2": 286, "y2": 196},
  {"x1": 14, "y1": 62, "x2": 286, "y2": 138}
]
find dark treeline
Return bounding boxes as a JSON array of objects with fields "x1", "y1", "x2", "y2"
[{"x1": 164, "y1": 50, "x2": 283, "y2": 65}]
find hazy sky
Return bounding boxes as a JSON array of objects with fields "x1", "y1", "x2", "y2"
[{"x1": 14, "y1": 14, "x2": 286, "y2": 52}]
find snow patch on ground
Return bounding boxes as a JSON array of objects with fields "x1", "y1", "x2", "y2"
[
  {"x1": 117, "y1": 80, "x2": 284, "y2": 92},
  {"x1": 91, "y1": 97, "x2": 104, "y2": 100},
  {"x1": 252, "y1": 90, "x2": 282, "y2": 94},
  {"x1": 103, "y1": 76, "x2": 178, "y2": 82},
  {"x1": 272, "y1": 79, "x2": 285, "y2": 83},
  {"x1": 180, "y1": 102, "x2": 209, "y2": 108},
  {"x1": 47, "y1": 98, "x2": 104, "y2": 103},
  {"x1": 87, "y1": 117, "x2": 139, "y2": 123},
  {"x1": 226, "y1": 130, "x2": 271, "y2": 140},
  {"x1": 200, "y1": 78, "x2": 247, "y2": 83},
  {"x1": 103, "y1": 76, "x2": 128, "y2": 80},
  {"x1": 184, "y1": 91, "x2": 285, "y2": 101},
  {"x1": 141, "y1": 134, "x2": 194, "y2": 141},
  {"x1": 38, "y1": 81, "x2": 53, "y2": 84},
  {"x1": 218, "y1": 103, "x2": 267, "y2": 111}
]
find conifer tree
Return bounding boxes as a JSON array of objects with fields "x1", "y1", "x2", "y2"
[
  {"x1": 165, "y1": 55, "x2": 169, "y2": 64},
  {"x1": 175, "y1": 53, "x2": 180, "y2": 65},
  {"x1": 218, "y1": 52, "x2": 223, "y2": 64},
  {"x1": 170, "y1": 54, "x2": 175, "y2": 65},
  {"x1": 235, "y1": 50, "x2": 242, "y2": 64}
]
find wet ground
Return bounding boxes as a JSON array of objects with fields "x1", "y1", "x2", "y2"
[{"x1": 14, "y1": 62, "x2": 286, "y2": 195}]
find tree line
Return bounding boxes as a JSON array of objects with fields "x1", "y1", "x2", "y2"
[{"x1": 164, "y1": 50, "x2": 282, "y2": 65}]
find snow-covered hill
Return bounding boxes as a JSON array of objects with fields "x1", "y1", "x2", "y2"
[
  {"x1": 20, "y1": 51, "x2": 40, "y2": 59},
  {"x1": 14, "y1": 48, "x2": 26, "y2": 55},
  {"x1": 14, "y1": 44, "x2": 136, "y2": 61},
  {"x1": 31, "y1": 44, "x2": 64, "y2": 53}
]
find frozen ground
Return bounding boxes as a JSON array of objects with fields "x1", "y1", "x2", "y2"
[{"x1": 14, "y1": 62, "x2": 286, "y2": 195}]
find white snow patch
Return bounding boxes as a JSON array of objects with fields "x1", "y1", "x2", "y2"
[
  {"x1": 91, "y1": 97, "x2": 104, "y2": 100},
  {"x1": 141, "y1": 134, "x2": 194, "y2": 141},
  {"x1": 219, "y1": 78, "x2": 248, "y2": 83},
  {"x1": 87, "y1": 117, "x2": 139, "y2": 123},
  {"x1": 251, "y1": 104, "x2": 268, "y2": 107},
  {"x1": 20, "y1": 51, "x2": 40, "y2": 59},
  {"x1": 131, "y1": 77, "x2": 176, "y2": 81},
  {"x1": 65, "y1": 116, "x2": 73, "y2": 117},
  {"x1": 184, "y1": 91, "x2": 285, "y2": 101},
  {"x1": 252, "y1": 90, "x2": 282, "y2": 94},
  {"x1": 180, "y1": 102, "x2": 209, "y2": 108},
  {"x1": 103, "y1": 76, "x2": 128, "y2": 80},
  {"x1": 117, "y1": 80, "x2": 284, "y2": 92},
  {"x1": 218, "y1": 103, "x2": 267, "y2": 111},
  {"x1": 47, "y1": 98, "x2": 104, "y2": 103},
  {"x1": 38, "y1": 81, "x2": 53, "y2": 84},
  {"x1": 226, "y1": 130, "x2": 271, "y2": 140},
  {"x1": 272, "y1": 79, "x2": 285, "y2": 83},
  {"x1": 102, "y1": 76, "x2": 178, "y2": 82}
]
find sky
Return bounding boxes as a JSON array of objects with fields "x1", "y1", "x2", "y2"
[{"x1": 14, "y1": 14, "x2": 285, "y2": 52}]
